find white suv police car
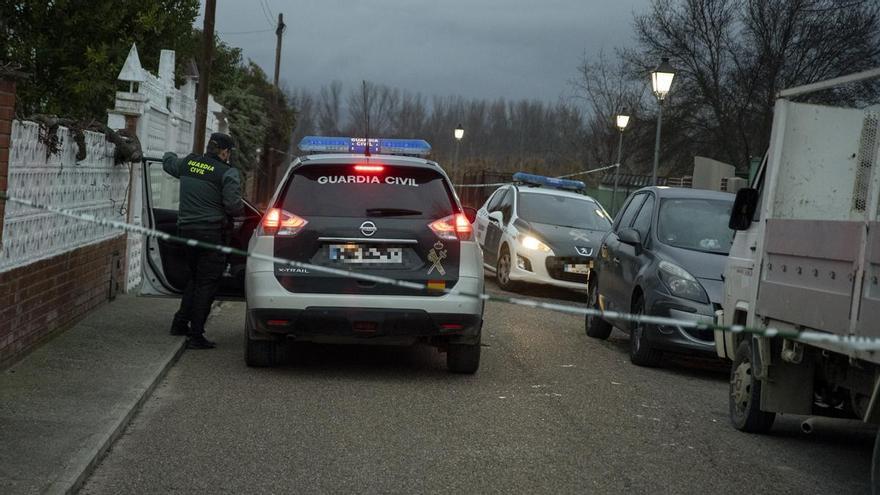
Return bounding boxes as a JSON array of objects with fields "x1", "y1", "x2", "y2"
[
  {"x1": 474, "y1": 173, "x2": 612, "y2": 291},
  {"x1": 142, "y1": 137, "x2": 485, "y2": 373}
]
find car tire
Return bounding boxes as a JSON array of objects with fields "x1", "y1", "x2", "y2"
[
  {"x1": 585, "y1": 275, "x2": 612, "y2": 339},
  {"x1": 496, "y1": 246, "x2": 518, "y2": 292},
  {"x1": 447, "y1": 341, "x2": 481, "y2": 374},
  {"x1": 629, "y1": 296, "x2": 663, "y2": 367},
  {"x1": 729, "y1": 339, "x2": 776, "y2": 433},
  {"x1": 245, "y1": 329, "x2": 285, "y2": 367}
]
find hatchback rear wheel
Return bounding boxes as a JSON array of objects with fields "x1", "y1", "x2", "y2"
[{"x1": 629, "y1": 296, "x2": 663, "y2": 367}]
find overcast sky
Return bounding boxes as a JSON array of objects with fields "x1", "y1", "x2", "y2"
[{"x1": 201, "y1": 0, "x2": 649, "y2": 102}]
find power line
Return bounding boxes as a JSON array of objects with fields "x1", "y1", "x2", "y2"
[
  {"x1": 259, "y1": 0, "x2": 275, "y2": 27},
  {"x1": 220, "y1": 28, "x2": 274, "y2": 35}
]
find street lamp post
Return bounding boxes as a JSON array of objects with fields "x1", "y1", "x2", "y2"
[
  {"x1": 454, "y1": 123, "x2": 464, "y2": 175},
  {"x1": 612, "y1": 113, "x2": 630, "y2": 213},
  {"x1": 650, "y1": 57, "x2": 676, "y2": 186}
]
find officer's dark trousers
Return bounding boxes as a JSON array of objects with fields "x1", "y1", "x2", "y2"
[{"x1": 172, "y1": 229, "x2": 226, "y2": 337}]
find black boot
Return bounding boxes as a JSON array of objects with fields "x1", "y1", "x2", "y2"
[
  {"x1": 186, "y1": 334, "x2": 217, "y2": 349},
  {"x1": 170, "y1": 315, "x2": 189, "y2": 336},
  {"x1": 170, "y1": 323, "x2": 189, "y2": 336}
]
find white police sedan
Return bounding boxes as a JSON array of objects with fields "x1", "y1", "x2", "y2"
[{"x1": 474, "y1": 173, "x2": 612, "y2": 291}]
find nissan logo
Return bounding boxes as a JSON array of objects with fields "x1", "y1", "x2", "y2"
[{"x1": 360, "y1": 221, "x2": 377, "y2": 237}]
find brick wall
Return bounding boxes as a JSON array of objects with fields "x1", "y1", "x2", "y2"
[
  {"x1": 0, "y1": 78, "x2": 13, "y2": 244},
  {"x1": 0, "y1": 235, "x2": 126, "y2": 368}
]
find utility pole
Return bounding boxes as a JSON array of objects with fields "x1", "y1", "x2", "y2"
[
  {"x1": 259, "y1": 13, "x2": 285, "y2": 204},
  {"x1": 274, "y1": 13, "x2": 285, "y2": 89},
  {"x1": 193, "y1": 0, "x2": 216, "y2": 154}
]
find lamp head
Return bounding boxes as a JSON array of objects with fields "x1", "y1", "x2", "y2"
[{"x1": 651, "y1": 57, "x2": 676, "y2": 101}]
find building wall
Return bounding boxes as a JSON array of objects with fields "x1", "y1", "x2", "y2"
[
  {"x1": 0, "y1": 117, "x2": 130, "y2": 367},
  {"x1": 0, "y1": 236, "x2": 125, "y2": 367},
  {"x1": 0, "y1": 46, "x2": 230, "y2": 367},
  {"x1": 692, "y1": 156, "x2": 736, "y2": 191}
]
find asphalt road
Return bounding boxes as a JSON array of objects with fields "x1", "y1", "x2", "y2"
[{"x1": 82, "y1": 280, "x2": 874, "y2": 494}]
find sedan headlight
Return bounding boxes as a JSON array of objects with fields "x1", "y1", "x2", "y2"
[
  {"x1": 658, "y1": 261, "x2": 708, "y2": 303},
  {"x1": 520, "y1": 235, "x2": 553, "y2": 254}
]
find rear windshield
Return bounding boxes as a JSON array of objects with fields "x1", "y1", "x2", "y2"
[{"x1": 279, "y1": 163, "x2": 456, "y2": 219}]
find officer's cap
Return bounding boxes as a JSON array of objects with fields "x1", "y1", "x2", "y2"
[{"x1": 208, "y1": 132, "x2": 235, "y2": 150}]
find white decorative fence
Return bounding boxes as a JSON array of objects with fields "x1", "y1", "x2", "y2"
[
  {"x1": 0, "y1": 121, "x2": 130, "y2": 271},
  {"x1": 0, "y1": 45, "x2": 228, "y2": 292}
]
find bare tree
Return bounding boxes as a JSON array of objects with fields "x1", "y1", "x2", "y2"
[
  {"x1": 289, "y1": 88, "x2": 315, "y2": 146},
  {"x1": 571, "y1": 50, "x2": 648, "y2": 173},
  {"x1": 628, "y1": 0, "x2": 880, "y2": 173},
  {"x1": 346, "y1": 81, "x2": 400, "y2": 137},
  {"x1": 317, "y1": 81, "x2": 343, "y2": 135}
]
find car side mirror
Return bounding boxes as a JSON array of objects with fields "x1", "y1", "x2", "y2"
[
  {"x1": 729, "y1": 187, "x2": 759, "y2": 231},
  {"x1": 488, "y1": 210, "x2": 504, "y2": 224},
  {"x1": 463, "y1": 206, "x2": 477, "y2": 224},
  {"x1": 618, "y1": 227, "x2": 642, "y2": 248}
]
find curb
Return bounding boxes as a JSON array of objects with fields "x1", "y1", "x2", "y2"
[{"x1": 56, "y1": 336, "x2": 187, "y2": 495}]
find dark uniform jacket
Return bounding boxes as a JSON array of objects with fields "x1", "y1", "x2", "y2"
[{"x1": 162, "y1": 151, "x2": 244, "y2": 230}]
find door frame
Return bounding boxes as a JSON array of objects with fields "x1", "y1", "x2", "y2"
[{"x1": 140, "y1": 157, "x2": 261, "y2": 298}]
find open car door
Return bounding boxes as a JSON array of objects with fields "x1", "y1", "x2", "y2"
[{"x1": 140, "y1": 157, "x2": 261, "y2": 299}]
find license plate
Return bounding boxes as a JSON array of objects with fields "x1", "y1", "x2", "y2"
[
  {"x1": 328, "y1": 244, "x2": 403, "y2": 264},
  {"x1": 564, "y1": 264, "x2": 590, "y2": 275}
]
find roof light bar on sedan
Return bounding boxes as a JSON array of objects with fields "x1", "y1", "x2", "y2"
[
  {"x1": 298, "y1": 136, "x2": 432, "y2": 156},
  {"x1": 512, "y1": 172, "x2": 586, "y2": 191}
]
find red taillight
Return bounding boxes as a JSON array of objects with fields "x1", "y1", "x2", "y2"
[
  {"x1": 428, "y1": 213, "x2": 473, "y2": 241},
  {"x1": 261, "y1": 208, "x2": 308, "y2": 236},
  {"x1": 354, "y1": 164, "x2": 384, "y2": 172}
]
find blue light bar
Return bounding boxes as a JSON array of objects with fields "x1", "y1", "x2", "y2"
[
  {"x1": 513, "y1": 172, "x2": 585, "y2": 191},
  {"x1": 298, "y1": 136, "x2": 431, "y2": 156}
]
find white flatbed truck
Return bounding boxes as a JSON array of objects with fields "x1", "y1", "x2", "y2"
[{"x1": 716, "y1": 68, "x2": 880, "y2": 490}]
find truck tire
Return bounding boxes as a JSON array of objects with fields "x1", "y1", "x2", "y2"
[
  {"x1": 448, "y1": 342, "x2": 481, "y2": 374},
  {"x1": 629, "y1": 296, "x2": 663, "y2": 367},
  {"x1": 245, "y1": 330, "x2": 285, "y2": 368},
  {"x1": 729, "y1": 339, "x2": 775, "y2": 433},
  {"x1": 585, "y1": 276, "x2": 612, "y2": 339}
]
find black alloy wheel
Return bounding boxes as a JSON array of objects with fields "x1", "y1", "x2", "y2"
[{"x1": 629, "y1": 296, "x2": 663, "y2": 367}]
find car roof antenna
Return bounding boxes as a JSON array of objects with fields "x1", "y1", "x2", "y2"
[{"x1": 362, "y1": 80, "x2": 371, "y2": 157}]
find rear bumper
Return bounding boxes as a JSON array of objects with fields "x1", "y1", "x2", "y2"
[
  {"x1": 248, "y1": 307, "x2": 482, "y2": 344},
  {"x1": 245, "y1": 271, "x2": 484, "y2": 344}
]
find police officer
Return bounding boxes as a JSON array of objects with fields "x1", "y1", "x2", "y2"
[{"x1": 163, "y1": 132, "x2": 243, "y2": 349}]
